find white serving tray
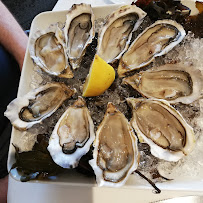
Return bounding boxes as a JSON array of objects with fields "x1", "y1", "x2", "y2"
[{"x1": 7, "y1": 3, "x2": 203, "y2": 192}]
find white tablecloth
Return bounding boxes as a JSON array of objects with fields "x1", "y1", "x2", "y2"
[
  {"x1": 7, "y1": 0, "x2": 202, "y2": 202},
  {"x1": 53, "y1": 0, "x2": 113, "y2": 11}
]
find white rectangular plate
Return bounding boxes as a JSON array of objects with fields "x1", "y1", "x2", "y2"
[{"x1": 7, "y1": 3, "x2": 203, "y2": 192}]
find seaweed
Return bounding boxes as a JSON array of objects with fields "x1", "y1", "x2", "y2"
[
  {"x1": 133, "y1": 0, "x2": 203, "y2": 38},
  {"x1": 11, "y1": 133, "x2": 95, "y2": 182},
  {"x1": 134, "y1": 170, "x2": 161, "y2": 194},
  {"x1": 133, "y1": 0, "x2": 190, "y2": 22},
  {"x1": 11, "y1": 135, "x2": 64, "y2": 181}
]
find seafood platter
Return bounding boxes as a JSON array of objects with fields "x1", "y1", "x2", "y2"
[{"x1": 5, "y1": 0, "x2": 203, "y2": 191}]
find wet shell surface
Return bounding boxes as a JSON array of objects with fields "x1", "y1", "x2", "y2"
[
  {"x1": 47, "y1": 97, "x2": 95, "y2": 168},
  {"x1": 96, "y1": 5, "x2": 146, "y2": 64},
  {"x1": 127, "y1": 98, "x2": 195, "y2": 162},
  {"x1": 89, "y1": 103, "x2": 139, "y2": 187},
  {"x1": 118, "y1": 20, "x2": 186, "y2": 77},
  {"x1": 64, "y1": 3, "x2": 95, "y2": 69},
  {"x1": 123, "y1": 63, "x2": 203, "y2": 104},
  {"x1": 4, "y1": 83, "x2": 75, "y2": 131},
  {"x1": 29, "y1": 23, "x2": 73, "y2": 78}
]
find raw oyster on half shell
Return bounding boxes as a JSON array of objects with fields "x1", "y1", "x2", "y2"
[
  {"x1": 97, "y1": 5, "x2": 146, "y2": 64},
  {"x1": 64, "y1": 3, "x2": 95, "y2": 69},
  {"x1": 89, "y1": 103, "x2": 139, "y2": 187},
  {"x1": 47, "y1": 97, "x2": 95, "y2": 168},
  {"x1": 118, "y1": 20, "x2": 186, "y2": 77},
  {"x1": 29, "y1": 24, "x2": 73, "y2": 78},
  {"x1": 123, "y1": 63, "x2": 203, "y2": 104},
  {"x1": 127, "y1": 98, "x2": 195, "y2": 162},
  {"x1": 4, "y1": 83, "x2": 75, "y2": 130}
]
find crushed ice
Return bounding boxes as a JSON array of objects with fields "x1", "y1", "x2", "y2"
[{"x1": 27, "y1": 21, "x2": 203, "y2": 182}]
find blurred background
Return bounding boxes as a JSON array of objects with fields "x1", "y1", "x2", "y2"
[{"x1": 2, "y1": 0, "x2": 58, "y2": 30}]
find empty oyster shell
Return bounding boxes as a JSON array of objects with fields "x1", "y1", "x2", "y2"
[
  {"x1": 127, "y1": 98, "x2": 195, "y2": 162},
  {"x1": 97, "y1": 5, "x2": 146, "y2": 64},
  {"x1": 30, "y1": 24, "x2": 73, "y2": 78},
  {"x1": 123, "y1": 63, "x2": 203, "y2": 104},
  {"x1": 64, "y1": 3, "x2": 95, "y2": 69},
  {"x1": 4, "y1": 83, "x2": 75, "y2": 130},
  {"x1": 118, "y1": 20, "x2": 186, "y2": 77},
  {"x1": 89, "y1": 103, "x2": 139, "y2": 187},
  {"x1": 47, "y1": 97, "x2": 95, "y2": 168}
]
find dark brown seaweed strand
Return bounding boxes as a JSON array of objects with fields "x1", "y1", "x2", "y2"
[
  {"x1": 151, "y1": 168, "x2": 173, "y2": 181},
  {"x1": 134, "y1": 170, "x2": 161, "y2": 194}
]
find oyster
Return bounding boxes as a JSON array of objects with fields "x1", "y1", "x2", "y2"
[
  {"x1": 118, "y1": 20, "x2": 186, "y2": 77},
  {"x1": 47, "y1": 97, "x2": 95, "y2": 168},
  {"x1": 89, "y1": 103, "x2": 139, "y2": 187},
  {"x1": 30, "y1": 24, "x2": 73, "y2": 78},
  {"x1": 64, "y1": 3, "x2": 95, "y2": 69},
  {"x1": 123, "y1": 63, "x2": 203, "y2": 104},
  {"x1": 97, "y1": 5, "x2": 146, "y2": 64},
  {"x1": 4, "y1": 83, "x2": 75, "y2": 130},
  {"x1": 127, "y1": 98, "x2": 195, "y2": 162}
]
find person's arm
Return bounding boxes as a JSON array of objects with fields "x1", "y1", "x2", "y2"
[{"x1": 0, "y1": 1, "x2": 28, "y2": 70}]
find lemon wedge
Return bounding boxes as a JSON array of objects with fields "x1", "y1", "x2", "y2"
[{"x1": 82, "y1": 55, "x2": 115, "y2": 97}]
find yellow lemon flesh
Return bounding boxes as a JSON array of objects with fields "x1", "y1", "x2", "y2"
[{"x1": 82, "y1": 55, "x2": 115, "y2": 97}]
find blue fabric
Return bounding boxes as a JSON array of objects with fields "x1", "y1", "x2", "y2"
[{"x1": 0, "y1": 45, "x2": 20, "y2": 178}]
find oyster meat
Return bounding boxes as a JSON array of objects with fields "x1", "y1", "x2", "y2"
[
  {"x1": 127, "y1": 98, "x2": 195, "y2": 162},
  {"x1": 123, "y1": 63, "x2": 203, "y2": 104},
  {"x1": 47, "y1": 97, "x2": 95, "y2": 168},
  {"x1": 64, "y1": 3, "x2": 95, "y2": 69},
  {"x1": 97, "y1": 5, "x2": 146, "y2": 64},
  {"x1": 29, "y1": 24, "x2": 73, "y2": 78},
  {"x1": 118, "y1": 20, "x2": 186, "y2": 77},
  {"x1": 4, "y1": 83, "x2": 75, "y2": 130},
  {"x1": 89, "y1": 103, "x2": 139, "y2": 187}
]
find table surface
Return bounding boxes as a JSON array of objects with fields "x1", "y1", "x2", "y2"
[{"x1": 7, "y1": 0, "x2": 202, "y2": 202}]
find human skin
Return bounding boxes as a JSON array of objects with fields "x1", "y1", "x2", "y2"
[
  {"x1": 0, "y1": 176, "x2": 8, "y2": 203},
  {"x1": 0, "y1": 1, "x2": 28, "y2": 70},
  {"x1": 0, "y1": 2, "x2": 28, "y2": 203}
]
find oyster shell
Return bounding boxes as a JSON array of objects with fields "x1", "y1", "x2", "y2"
[
  {"x1": 127, "y1": 98, "x2": 195, "y2": 162},
  {"x1": 89, "y1": 103, "x2": 139, "y2": 187},
  {"x1": 30, "y1": 24, "x2": 73, "y2": 78},
  {"x1": 47, "y1": 97, "x2": 95, "y2": 168},
  {"x1": 123, "y1": 63, "x2": 203, "y2": 104},
  {"x1": 4, "y1": 83, "x2": 75, "y2": 130},
  {"x1": 97, "y1": 5, "x2": 146, "y2": 64},
  {"x1": 118, "y1": 20, "x2": 186, "y2": 77},
  {"x1": 64, "y1": 3, "x2": 95, "y2": 69}
]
